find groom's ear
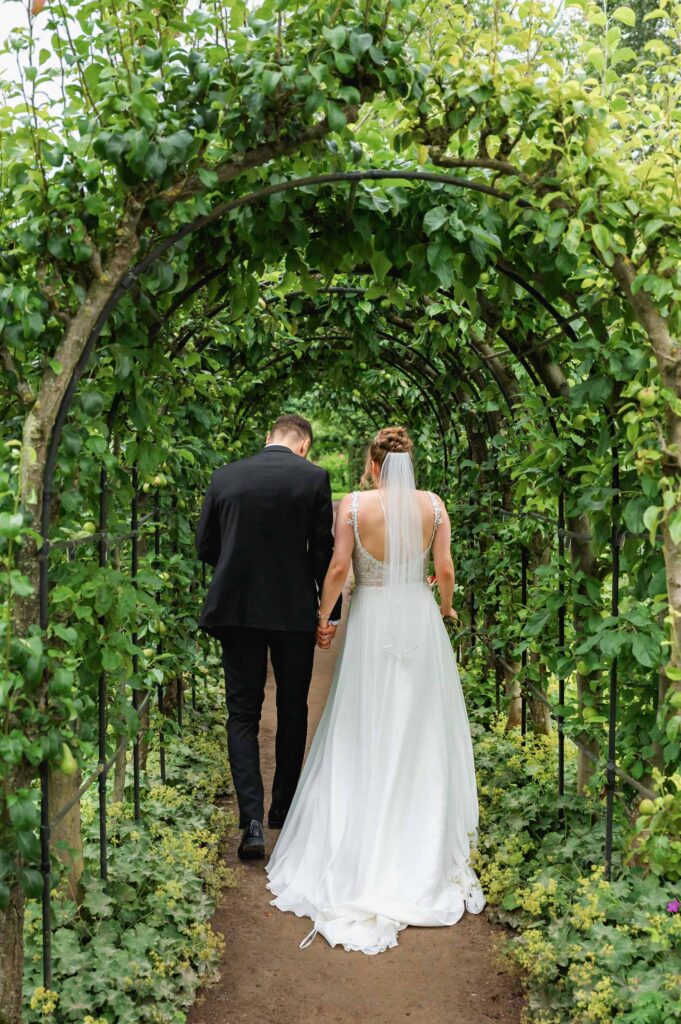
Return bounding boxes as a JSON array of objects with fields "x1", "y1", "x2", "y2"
[{"x1": 301, "y1": 437, "x2": 311, "y2": 457}]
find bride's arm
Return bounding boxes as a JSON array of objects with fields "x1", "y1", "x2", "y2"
[
  {"x1": 317, "y1": 494, "x2": 354, "y2": 627},
  {"x1": 431, "y1": 498, "x2": 456, "y2": 618}
]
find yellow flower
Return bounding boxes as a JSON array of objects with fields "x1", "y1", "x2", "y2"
[{"x1": 29, "y1": 987, "x2": 59, "y2": 1015}]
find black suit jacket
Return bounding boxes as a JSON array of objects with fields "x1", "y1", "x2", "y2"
[{"x1": 195, "y1": 445, "x2": 342, "y2": 635}]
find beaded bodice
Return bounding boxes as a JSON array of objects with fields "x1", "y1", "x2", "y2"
[{"x1": 346, "y1": 490, "x2": 443, "y2": 588}]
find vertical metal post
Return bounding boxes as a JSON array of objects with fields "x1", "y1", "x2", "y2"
[
  {"x1": 97, "y1": 465, "x2": 109, "y2": 880},
  {"x1": 520, "y1": 543, "x2": 528, "y2": 736},
  {"x1": 39, "y1": 759, "x2": 51, "y2": 987},
  {"x1": 131, "y1": 465, "x2": 141, "y2": 821},
  {"x1": 604, "y1": 441, "x2": 620, "y2": 879},
  {"x1": 171, "y1": 494, "x2": 183, "y2": 731},
  {"x1": 154, "y1": 490, "x2": 166, "y2": 783},
  {"x1": 494, "y1": 581, "x2": 501, "y2": 714},
  {"x1": 201, "y1": 557, "x2": 210, "y2": 691},
  {"x1": 38, "y1": 489, "x2": 52, "y2": 986},
  {"x1": 557, "y1": 479, "x2": 566, "y2": 820}
]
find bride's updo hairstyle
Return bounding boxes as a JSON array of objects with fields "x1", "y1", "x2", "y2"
[{"x1": 360, "y1": 426, "x2": 414, "y2": 487}]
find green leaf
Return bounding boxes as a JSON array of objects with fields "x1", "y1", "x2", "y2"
[
  {"x1": 643, "y1": 505, "x2": 661, "y2": 544},
  {"x1": 326, "y1": 102, "x2": 346, "y2": 132},
  {"x1": 159, "y1": 130, "x2": 194, "y2": 166},
  {"x1": 333, "y1": 51, "x2": 355, "y2": 74},
  {"x1": 586, "y1": 46, "x2": 605, "y2": 71},
  {"x1": 0, "y1": 513, "x2": 24, "y2": 538},
  {"x1": 370, "y1": 249, "x2": 392, "y2": 283},
  {"x1": 47, "y1": 235, "x2": 70, "y2": 260},
  {"x1": 141, "y1": 46, "x2": 163, "y2": 68},
  {"x1": 669, "y1": 510, "x2": 681, "y2": 546},
  {"x1": 262, "y1": 69, "x2": 282, "y2": 94},
  {"x1": 563, "y1": 217, "x2": 584, "y2": 255},
  {"x1": 19, "y1": 867, "x2": 43, "y2": 899},
  {"x1": 42, "y1": 144, "x2": 65, "y2": 167},
  {"x1": 612, "y1": 6, "x2": 636, "y2": 26},
  {"x1": 349, "y1": 31, "x2": 373, "y2": 58},
  {"x1": 82, "y1": 881, "x2": 114, "y2": 918},
  {"x1": 197, "y1": 167, "x2": 218, "y2": 188},
  {"x1": 9, "y1": 571, "x2": 33, "y2": 597},
  {"x1": 611, "y1": 46, "x2": 637, "y2": 65},
  {"x1": 427, "y1": 239, "x2": 454, "y2": 287},
  {"x1": 632, "y1": 632, "x2": 658, "y2": 668},
  {"x1": 322, "y1": 25, "x2": 347, "y2": 50},
  {"x1": 423, "y1": 206, "x2": 449, "y2": 235},
  {"x1": 80, "y1": 391, "x2": 104, "y2": 416},
  {"x1": 8, "y1": 792, "x2": 39, "y2": 831},
  {"x1": 102, "y1": 647, "x2": 122, "y2": 672},
  {"x1": 591, "y1": 223, "x2": 614, "y2": 265}
]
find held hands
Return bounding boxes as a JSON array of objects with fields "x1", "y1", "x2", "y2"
[
  {"x1": 440, "y1": 607, "x2": 458, "y2": 621},
  {"x1": 316, "y1": 616, "x2": 337, "y2": 649}
]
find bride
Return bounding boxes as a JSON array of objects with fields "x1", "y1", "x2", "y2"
[{"x1": 265, "y1": 426, "x2": 486, "y2": 954}]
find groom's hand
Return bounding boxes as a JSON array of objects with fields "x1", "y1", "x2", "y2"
[{"x1": 315, "y1": 623, "x2": 337, "y2": 649}]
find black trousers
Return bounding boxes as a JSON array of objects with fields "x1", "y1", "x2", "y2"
[{"x1": 218, "y1": 626, "x2": 317, "y2": 828}]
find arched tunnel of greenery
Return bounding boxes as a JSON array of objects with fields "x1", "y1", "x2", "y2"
[{"x1": 1, "y1": 0, "x2": 680, "y2": 1021}]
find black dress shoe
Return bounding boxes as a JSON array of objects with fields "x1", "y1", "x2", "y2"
[
  {"x1": 268, "y1": 809, "x2": 287, "y2": 829},
  {"x1": 238, "y1": 820, "x2": 265, "y2": 860}
]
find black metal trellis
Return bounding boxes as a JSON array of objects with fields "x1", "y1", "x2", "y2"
[
  {"x1": 467, "y1": 462, "x2": 642, "y2": 879},
  {"x1": 30, "y1": 165, "x2": 632, "y2": 990},
  {"x1": 605, "y1": 440, "x2": 620, "y2": 880},
  {"x1": 520, "y1": 541, "x2": 529, "y2": 737},
  {"x1": 131, "y1": 465, "x2": 142, "y2": 821},
  {"x1": 557, "y1": 479, "x2": 566, "y2": 816},
  {"x1": 34, "y1": 483, "x2": 209, "y2": 986},
  {"x1": 97, "y1": 460, "x2": 109, "y2": 881},
  {"x1": 154, "y1": 490, "x2": 167, "y2": 784}
]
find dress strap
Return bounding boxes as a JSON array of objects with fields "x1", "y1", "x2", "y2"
[
  {"x1": 346, "y1": 491, "x2": 360, "y2": 540},
  {"x1": 428, "y1": 492, "x2": 443, "y2": 530}
]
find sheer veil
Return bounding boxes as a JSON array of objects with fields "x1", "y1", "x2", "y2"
[{"x1": 378, "y1": 452, "x2": 426, "y2": 662}]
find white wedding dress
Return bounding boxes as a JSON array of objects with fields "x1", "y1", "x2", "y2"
[{"x1": 265, "y1": 455, "x2": 486, "y2": 954}]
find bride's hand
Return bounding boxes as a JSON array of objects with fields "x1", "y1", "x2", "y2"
[{"x1": 440, "y1": 607, "x2": 457, "y2": 621}]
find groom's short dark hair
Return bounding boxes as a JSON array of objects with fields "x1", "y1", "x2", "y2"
[{"x1": 270, "y1": 414, "x2": 314, "y2": 447}]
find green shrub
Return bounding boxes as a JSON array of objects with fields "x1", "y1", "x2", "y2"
[
  {"x1": 23, "y1": 681, "x2": 237, "y2": 1024},
  {"x1": 469, "y1": 705, "x2": 681, "y2": 1024}
]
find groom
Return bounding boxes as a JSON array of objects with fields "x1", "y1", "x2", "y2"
[{"x1": 195, "y1": 414, "x2": 342, "y2": 860}]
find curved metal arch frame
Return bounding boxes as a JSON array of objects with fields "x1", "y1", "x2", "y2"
[
  {"x1": 163, "y1": 280, "x2": 519, "y2": 434},
  {"x1": 35, "y1": 166, "x2": 622, "y2": 994},
  {"x1": 225, "y1": 327, "x2": 457, "y2": 470},
  {"x1": 39, "y1": 165, "x2": 573, "y2": 733},
  {"x1": 229, "y1": 343, "x2": 421, "y2": 442}
]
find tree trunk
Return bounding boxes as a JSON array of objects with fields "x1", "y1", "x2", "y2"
[
  {"x1": 528, "y1": 650, "x2": 552, "y2": 735},
  {"x1": 0, "y1": 760, "x2": 32, "y2": 1024},
  {"x1": 504, "y1": 655, "x2": 522, "y2": 729},
  {"x1": 611, "y1": 254, "x2": 681, "y2": 717},
  {"x1": 112, "y1": 722, "x2": 128, "y2": 806},
  {"x1": 0, "y1": 883, "x2": 26, "y2": 1024},
  {"x1": 139, "y1": 697, "x2": 151, "y2": 773},
  {"x1": 48, "y1": 765, "x2": 85, "y2": 905}
]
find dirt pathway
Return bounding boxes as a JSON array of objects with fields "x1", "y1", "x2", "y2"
[{"x1": 189, "y1": 589, "x2": 526, "y2": 1024}]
